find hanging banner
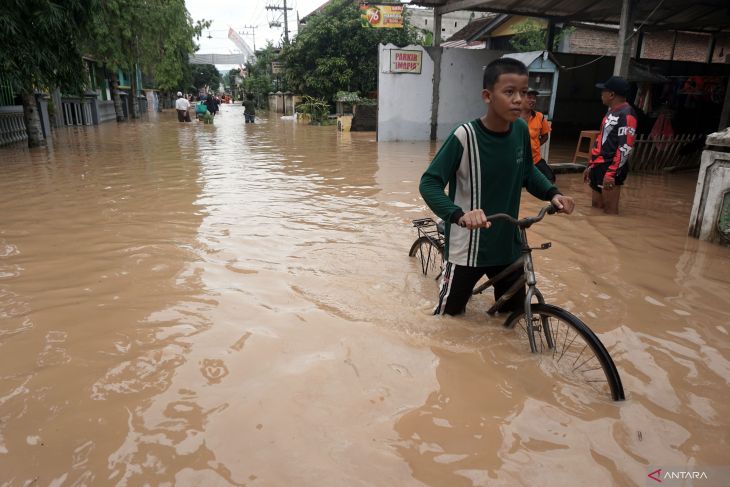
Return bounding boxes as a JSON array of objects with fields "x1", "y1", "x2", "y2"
[
  {"x1": 389, "y1": 49, "x2": 422, "y2": 74},
  {"x1": 360, "y1": 3, "x2": 404, "y2": 29},
  {"x1": 227, "y1": 27, "x2": 255, "y2": 59}
]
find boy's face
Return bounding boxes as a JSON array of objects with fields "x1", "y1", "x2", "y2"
[
  {"x1": 482, "y1": 73, "x2": 529, "y2": 123},
  {"x1": 525, "y1": 93, "x2": 537, "y2": 110}
]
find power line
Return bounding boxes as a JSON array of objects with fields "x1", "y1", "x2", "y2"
[
  {"x1": 266, "y1": 0, "x2": 293, "y2": 44},
  {"x1": 240, "y1": 25, "x2": 259, "y2": 51}
]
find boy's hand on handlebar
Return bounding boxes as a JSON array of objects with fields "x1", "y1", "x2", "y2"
[
  {"x1": 551, "y1": 195, "x2": 575, "y2": 215},
  {"x1": 458, "y1": 209, "x2": 492, "y2": 229}
]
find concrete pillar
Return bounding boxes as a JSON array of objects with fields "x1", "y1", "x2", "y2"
[
  {"x1": 34, "y1": 92, "x2": 50, "y2": 139},
  {"x1": 429, "y1": 47, "x2": 442, "y2": 141},
  {"x1": 433, "y1": 11, "x2": 442, "y2": 47},
  {"x1": 688, "y1": 128, "x2": 730, "y2": 246},
  {"x1": 51, "y1": 87, "x2": 63, "y2": 128},
  {"x1": 613, "y1": 0, "x2": 636, "y2": 77},
  {"x1": 429, "y1": 10, "x2": 444, "y2": 139}
]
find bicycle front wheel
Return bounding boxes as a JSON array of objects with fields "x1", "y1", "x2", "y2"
[
  {"x1": 408, "y1": 236, "x2": 444, "y2": 279},
  {"x1": 504, "y1": 303, "x2": 625, "y2": 401}
]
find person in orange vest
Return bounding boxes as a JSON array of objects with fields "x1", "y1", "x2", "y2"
[{"x1": 520, "y1": 87, "x2": 554, "y2": 182}]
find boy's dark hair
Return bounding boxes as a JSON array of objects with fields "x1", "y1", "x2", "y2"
[{"x1": 483, "y1": 58, "x2": 528, "y2": 89}]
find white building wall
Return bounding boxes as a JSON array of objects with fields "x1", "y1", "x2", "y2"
[
  {"x1": 408, "y1": 8, "x2": 490, "y2": 40},
  {"x1": 377, "y1": 44, "x2": 434, "y2": 142},
  {"x1": 436, "y1": 48, "x2": 503, "y2": 139},
  {"x1": 378, "y1": 44, "x2": 503, "y2": 141}
]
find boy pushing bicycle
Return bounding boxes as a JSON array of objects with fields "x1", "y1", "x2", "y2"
[{"x1": 419, "y1": 58, "x2": 575, "y2": 316}]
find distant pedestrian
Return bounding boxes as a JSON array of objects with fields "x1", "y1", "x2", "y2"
[
  {"x1": 205, "y1": 94, "x2": 219, "y2": 117},
  {"x1": 175, "y1": 91, "x2": 191, "y2": 122},
  {"x1": 584, "y1": 76, "x2": 637, "y2": 214},
  {"x1": 521, "y1": 87, "x2": 554, "y2": 182},
  {"x1": 243, "y1": 93, "x2": 256, "y2": 123}
]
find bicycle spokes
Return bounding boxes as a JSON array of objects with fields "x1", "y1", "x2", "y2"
[{"x1": 508, "y1": 305, "x2": 624, "y2": 400}]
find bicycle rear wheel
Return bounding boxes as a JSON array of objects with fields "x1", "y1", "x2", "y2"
[
  {"x1": 408, "y1": 236, "x2": 444, "y2": 279},
  {"x1": 504, "y1": 303, "x2": 625, "y2": 401}
]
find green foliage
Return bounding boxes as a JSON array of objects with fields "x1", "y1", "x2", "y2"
[
  {"x1": 224, "y1": 68, "x2": 240, "y2": 91},
  {"x1": 242, "y1": 42, "x2": 278, "y2": 107},
  {"x1": 88, "y1": 0, "x2": 208, "y2": 92},
  {"x1": 193, "y1": 64, "x2": 222, "y2": 91},
  {"x1": 420, "y1": 30, "x2": 433, "y2": 47},
  {"x1": 281, "y1": 0, "x2": 416, "y2": 102},
  {"x1": 0, "y1": 0, "x2": 98, "y2": 95},
  {"x1": 335, "y1": 90, "x2": 376, "y2": 106},
  {"x1": 296, "y1": 95, "x2": 330, "y2": 123},
  {"x1": 509, "y1": 20, "x2": 575, "y2": 52}
]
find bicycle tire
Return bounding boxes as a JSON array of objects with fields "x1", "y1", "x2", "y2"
[
  {"x1": 504, "y1": 303, "x2": 625, "y2": 401},
  {"x1": 408, "y1": 236, "x2": 444, "y2": 279}
]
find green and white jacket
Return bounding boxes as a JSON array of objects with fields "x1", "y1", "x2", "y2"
[{"x1": 419, "y1": 118, "x2": 559, "y2": 267}]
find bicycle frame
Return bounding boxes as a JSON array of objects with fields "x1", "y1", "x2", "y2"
[{"x1": 472, "y1": 226, "x2": 549, "y2": 353}]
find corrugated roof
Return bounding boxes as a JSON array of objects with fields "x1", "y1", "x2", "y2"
[
  {"x1": 444, "y1": 13, "x2": 499, "y2": 41},
  {"x1": 409, "y1": 0, "x2": 730, "y2": 33}
]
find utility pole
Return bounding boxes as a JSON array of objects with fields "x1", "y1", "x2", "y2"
[
  {"x1": 240, "y1": 25, "x2": 258, "y2": 51},
  {"x1": 266, "y1": 0, "x2": 292, "y2": 43}
]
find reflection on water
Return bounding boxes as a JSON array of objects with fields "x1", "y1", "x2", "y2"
[{"x1": 1, "y1": 106, "x2": 729, "y2": 485}]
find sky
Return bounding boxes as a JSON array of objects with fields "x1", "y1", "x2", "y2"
[{"x1": 185, "y1": 0, "x2": 326, "y2": 69}]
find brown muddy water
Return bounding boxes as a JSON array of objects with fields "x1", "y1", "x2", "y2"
[{"x1": 1, "y1": 106, "x2": 729, "y2": 486}]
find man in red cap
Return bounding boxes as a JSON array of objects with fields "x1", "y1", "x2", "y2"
[{"x1": 584, "y1": 76, "x2": 636, "y2": 214}]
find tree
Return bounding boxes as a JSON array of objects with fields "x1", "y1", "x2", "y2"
[
  {"x1": 224, "y1": 68, "x2": 238, "y2": 89},
  {"x1": 0, "y1": 0, "x2": 98, "y2": 147},
  {"x1": 192, "y1": 64, "x2": 222, "y2": 92},
  {"x1": 281, "y1": 0, "x2": 416, "y2": 103},
  {"x1": 88, "y1": 0, "x2": 207, "y2": 120},
  {"x1": 509, "y1": 20, "x2": 574, "y2": 52},
  {"x1": 242, "y1": 43, "x2": 277, "y2": 107}
]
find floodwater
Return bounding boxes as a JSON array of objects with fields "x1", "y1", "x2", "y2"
[{"x1": 1, "y1": 106, "x2": 729, "y2": 486}]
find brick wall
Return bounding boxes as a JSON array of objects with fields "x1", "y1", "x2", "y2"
[
  {"x1": 641, "y1": 31, "x2": 710, "y2": 62},
  {"x1": 566, "y1": 26, "x2": 730, "y2": 64},
  {"x1": 567, "y1": 27, "x2": 622, "y2": 56}
]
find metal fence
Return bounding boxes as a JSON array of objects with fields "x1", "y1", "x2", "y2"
[
  {"x1": 0, "y1": 75, "x2": 16, "y2": 106},
  {"x1": 631, "y1": 134, "x2": 704, "y2": 172},
  {"x1": 0, "y1": 106, "x2": 27, "y2": 146},
  {"x1": 61, "y1": 98, "x2": 94, "y2": 126}
]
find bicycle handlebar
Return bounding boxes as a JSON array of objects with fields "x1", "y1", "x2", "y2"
[{"x1": 485, "y1": 204, "x2": 557, "y2": 229}]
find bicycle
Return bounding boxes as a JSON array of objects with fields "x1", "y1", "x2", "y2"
[
  {"x1": 409, "y1": 217, "x2": 445, "y2": 279},
  {"x1": 409, "y1": 205, "x2": 625, "y2": 401}
]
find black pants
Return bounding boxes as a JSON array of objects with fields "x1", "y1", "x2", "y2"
[
  {"x1": 588, "y1": 161, "x2": 629, "y2": 193},
  {"x1": 435, "y1": 261, "x2": 525, "y2": 316},
  {"x1": 245, "y1": 113, "x2": 255, "y2": 123},
  {"x1": 535, "y1": 159, "x2": 556, "y2": 183}
]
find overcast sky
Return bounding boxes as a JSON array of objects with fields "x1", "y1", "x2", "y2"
[{"x1": 185, "y1": 0, "x2": 325, "y2": 68}]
